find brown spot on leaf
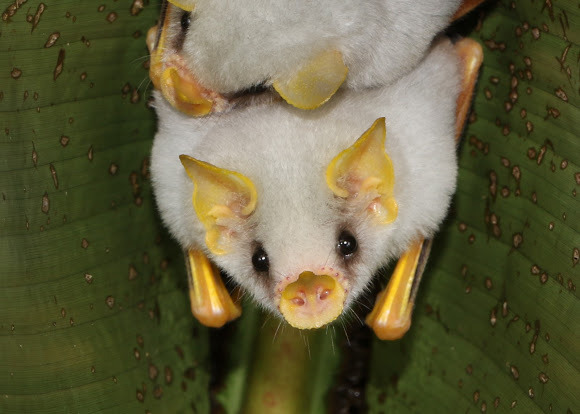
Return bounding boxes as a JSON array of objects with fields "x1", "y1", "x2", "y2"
[
  {"x1": 84, "y1": 273, "x2": 93, "y2": 284},
  {"x1": 60, "y1": 136, "x2": 69, "y2": 147},
  {"x1": 32, "y1": 144, "x2": 38, "y2": 166},
  {"x1": 44, "y1": 32, "x2": 60, "y2": 48},
  {"x1": 131, "y1": 88, "x2": 140, "y2": 104},
  {"x1": 31, "y1": 3, "x2": 45, "y2": 31},
  {"x1": 128, "y1": 264, "x2": 138, "y2": 280},
  {"x1": 109, "y1": 163, "x2": 118, "y2": 175},
  {"x1": 490, "y1": 307, "x2": 497, "y2": 326},
  {"x1": 572, "y1": 248, "x2": 579, "y2": 267},
  {"x1": 512, "y1": 233, "x2": 523, "y2": 249},
  {"x1": 149, "y1": 363, "x2": 159, "y2": 380},
  {"x1": 106, "y1": 12, "x2": 117, "y2": 23},
  {"x1": 510, "y1": 365, "x2": 519, "y2": 380},
  {"x1": 87, "y1": 146, "x2": 94, "y2": 161},
  {"x1": 105, "y1": 295, "x2": 115, "y2": 309},
  {"x1": 153, "y1": 385, "x2": 163, "y2": 399},
  {"x1": 130, "y1": 0, "x2": 144, "y2": 16},
  {"x1": 11, "y1": 68, "x2": 22, "y2": 79},
  {"x1": 555, "y1": 88, "x2": 568, "y2": 102},
  {"x1": 537, "y1": 145, "x2": 547, "y2": 165},
  {"x1": 485, "y1": 278, "x2": 493, "y2": 290},
  {"x1": 526, "y1": 121, "x2": 534, "y2": 133},
  {"x1": 538, "y1": 372, "x2": 549, "y2": 384},
  {"x1": 165, "y1": 366, "x2": 173, "y2": 384},
  {"x1": 81, "y1": 238, "x2": 89, "y2": 249},
  {"x1": 41, "y1": 192, "x2": 49, "y2": 214},
  {"x1": 49, "y1": 163, "x2": 59, "y2": 189},
  {"x1": 53, "y1": 49, "x2": 65, "y2": 81},
  {"x1": 512, "y1": 166, "x2": 521, "y2": 182},
  {"x1": 489, "y1": 171, "x2": 497, "y2": 199}
]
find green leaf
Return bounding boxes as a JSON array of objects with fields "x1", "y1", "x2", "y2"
[
  {"x1": 367, "y1": 0, "x2": 579, "y2": 412},
  {"x1": 0, "y1": 1, "x2": 209, "y2": 412}
]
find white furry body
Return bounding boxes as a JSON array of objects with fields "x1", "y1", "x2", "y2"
[
  {"x1": 151, "y1": 41, "x2": 460, "y2": 316},
  {"x1": 170, "y1": 0, "x2": 461, "y2": 93}
]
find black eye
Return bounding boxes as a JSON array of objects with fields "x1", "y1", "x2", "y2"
[
  {"x1": 180, "y1": 12, "x2": 191, "y2": 32},
  {"x1": 337, "y1": 231, "x2": 358, "y2": 258},
  {"x1": 252, "y1": 245, "x2": 269, "y2": 273}
]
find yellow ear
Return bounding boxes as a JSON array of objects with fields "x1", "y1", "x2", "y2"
[
  {"x1": 167, "y1": 0, "x2": 195, "y2": 12},
  {"x1": 273, "y1": 50, "x2": 348, "y2": 110},
  {"x1": 180, "y1": 155, "x2": 257, "y2": 255},
  {"x1": 325, "y1": 118, "x2": 398, "y2": 224}
]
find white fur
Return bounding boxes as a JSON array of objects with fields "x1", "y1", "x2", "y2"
[
  {"x1": 167, "y1": 0, "x2": 461, "y2": 93},
  {"x1": 151, "y1": 41, "x2": 460, "y2": 316}
]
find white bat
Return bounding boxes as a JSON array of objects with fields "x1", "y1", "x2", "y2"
[
  {"x1": 150, "y1": 39, "x2": 482, "y2": 335},
  {"x1": 147, "y1": 0, "x2": 483, "y2": 115}
]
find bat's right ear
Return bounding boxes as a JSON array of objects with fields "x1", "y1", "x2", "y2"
[
  {"x1": 167, "y1": 0, "x2": 194, "y2": 12},
  {"x1": 451, "y1": 0, "x2": 486, "y2": 21},
  {"x1": 325, "y1": 118, "x2": 398, "y2": 224},
  {"x1": 273, "y1": 50, "x2": 348, "y2": 110},
  {"x1": 180, "y1": 155, "x2": 257, "y2": 255}
]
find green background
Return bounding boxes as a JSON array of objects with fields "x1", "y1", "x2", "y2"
[{"x1": 0, "y1": 0, "x2": 577, "y2": 412}]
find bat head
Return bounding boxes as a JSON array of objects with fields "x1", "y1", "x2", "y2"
[
  {"x1": 150, "y1": 40, "x2": 461, "y2": 329},
  {"x1": 151, "y1": 0, "x2": 464, "y2": 112},
  {"x1": 178, "y1": 118, "x2": 402, "y2": 328}
]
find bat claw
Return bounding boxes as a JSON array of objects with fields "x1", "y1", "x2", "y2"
[{"x1": 185, "y1": 249, "x2": 241, "y2": 328}]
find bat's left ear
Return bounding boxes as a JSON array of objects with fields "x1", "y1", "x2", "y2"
[
  {"x1": 180, "y1": 155, "x2": 257, "y2": 255},
  {"x1": 325, "y1": 118, "x2": 398, "y2": 224}
]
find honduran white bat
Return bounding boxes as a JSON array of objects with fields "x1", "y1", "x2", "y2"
[
  {"x1": 150, "y1": 39, "x2": 483, "y2": 336},
  {"x1": 147, "y1": 0, "x2": 484, "y2": 116}
]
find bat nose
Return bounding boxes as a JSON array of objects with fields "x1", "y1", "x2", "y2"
[{"x1": 279, "y1": 271, "x2": 346, "y2": 329}]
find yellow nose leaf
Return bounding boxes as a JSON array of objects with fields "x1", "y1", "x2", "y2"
[
  {"x1": 279, "y1": 272, "x2": 346, "y2": 329},
  {"x1": 273, "y1": 50, "x2": 348, "y2": 110},
  {"x1": 167, "y1": 0, "x2": 195, "y2": 12},
  {"x1": 186, "y1": 249, "x2": 242, "y2": 328}
]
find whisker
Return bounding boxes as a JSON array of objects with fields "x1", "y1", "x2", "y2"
[
  {"x1": 348, "y1": 306, "x2": 365, "y2": 326},
  {"x1": 340, "y1": 319, "x2": 350, "y2": 346},
  {"x1": 130, "y1": 54, "x2": 152, "y2": 65},
  {"x1": 261, "y1": 312, "x2": 272, "y2": 329},
  {"x1": 272, "y1": 319, "x2": 283, "y2": 343},
  {"x1": 303, "y1": 333, "x2": 311, "y2": 360},
  {"x1": 137, "y1": 76, "x2": 153, "y2": 94},
  {"x1": 330, "y1": 325, "x2": 336, "y2": 355}
]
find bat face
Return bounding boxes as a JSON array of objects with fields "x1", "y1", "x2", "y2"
[
  {"x1": 151, "y1": 40, "x2": 461, "y2": 328},
  {"x1": 157, "y1": 0, "x2": 462, "y2": 108}
]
